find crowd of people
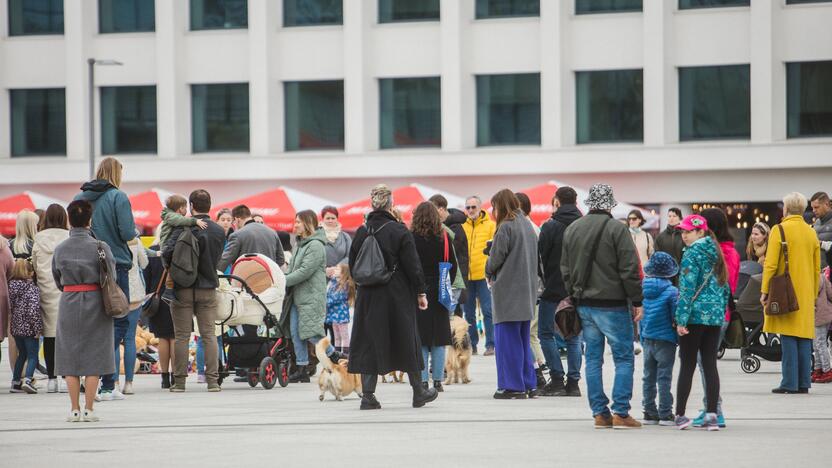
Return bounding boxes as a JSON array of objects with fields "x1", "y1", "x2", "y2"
[{"x1": 0, "y1": 156, "x2": 831, "y2": 429}]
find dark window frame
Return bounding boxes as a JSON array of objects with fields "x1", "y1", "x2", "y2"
[
  {"x1": 98, "y1": 0, "x2": 156, "y2": 34},
  {"x1": 191, "y1": 83, "x2": 250, "y2": 153},
  {"x1": 189, "y1": 0, "x2": 248, "y2": 31},
  {"x1": 8, "y1": 0, "x2": 64, "y2": 36},
  {"x1": 575, "y1": 68, "x2": 644, "y2": 144},
  {"x1": 678, "y1": 64, "x2": 751, "y2": 142},
  {"x1": 379, "y1": 76, "x2": 442, "y2": 150},
  {"x1": 678, "y1": 0, "x2": 749, "y2": 9},
  {"x1": 574, "y1": 0, "x2": 642, "y2": 15},
  {"x1": 100, "y1": 85, "x2": 158, "y2": 155},
  {"x1": 475, "y1": 0, "x2": 540, "y2": 19},
  {"x1": 10, "y1": 88, "x2": 67, "y2": 157},
  {"x1": 378, "y1": 0, "x2": 440, "y2": 24},
  {"x1": 787, "y1": 60, "x2": 832, "y2": 139},
  {"x1": 284, "y1": 80, "x2": 345, "y2": 152},
  {"x1": 476, "y1": 72, "x2": 541, "y2": 147},
  {"x1": 283, "y1": 0, "x2": 343, "y2": 27}
]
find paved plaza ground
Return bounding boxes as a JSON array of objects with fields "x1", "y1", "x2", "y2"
[{"x1": 0, "y1": 343, "x2": 827, "y2": 468}]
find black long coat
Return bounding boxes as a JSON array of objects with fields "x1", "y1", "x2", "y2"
[
  {"x1": 413, "y1": 232, "x2": 456, "y2": 348},
  {"x1": 348, "y1": 210, "x2": 427, "y2": 375}
]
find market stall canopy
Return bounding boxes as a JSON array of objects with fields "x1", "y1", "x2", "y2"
[
  {"x1": 129, "y1": 188, "x2": 174, "y2": 234},
  {"x1": 0, "y1": 191, "x2": 67, "y2": 236},
  {"x1": 483, "y1": 180, "x2": 659, "y2": 229},
  {"x1": 339, "y1": 184, "x2": 465, "y2": 231},
  {"x1": 211, "y1": 187, "x2": 336, "y2": 232}
]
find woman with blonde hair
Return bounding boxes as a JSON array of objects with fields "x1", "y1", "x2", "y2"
[
  {"x1": 75, "y1": 156, "x2": 136, "y2": 400},
  {"x1": 10, "y1": 210, "x2": 39, "y2": 259},
  {"x1": 746, "y1": 222, "x2": 770, "y2": 264},
  {"x1": 486, "y1": 189, "x2": 540, "y2": 399},
  {"x1": 761, "y1": 192, "x2": 821, "y2": 394}
]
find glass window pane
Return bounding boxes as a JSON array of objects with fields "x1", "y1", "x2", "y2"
[
  {"x1": 101, "y1": 86, "x2": 157, "y2": 154},
  {"x1": 283, "y1": 0, "x2": 342, "y2": 26},
  {"x1": 786, "y1": 0, "x2": 832, "y2": 4},
  {"x1": 378, "y1": 0, "x2": 439, "y2": 23},
  {"x1": 10, "y1": 88, "x2": 66, "y2": 157},
  {"x1": 679, "y1": 0, "x2": 748, "y2": 8},
  {"x1": 476, "y1": 0, "x2": 539, "y2": 18},
  {"x1": 284, "y1": 81, "x2": 344, "y2": 151},
  {"x1": 380, "y1": 77, "x2": 441, "y2": 149},
  {"x1": 190, "y1": 0, "x2": 247, "y2": 30},
  {"x1": 191, "y1": 83, "x2": 249, "y2": 152},
  {"x1": 679, "y1": 65, "x2": 750, "y2": 141},
  {"x1": 575, "y1": 0, "x2": 642, "y2": 14},
  {"x1": 8, "y1": 0, "x2": 64, "y2": 36},
  {"x1": 99, "y1": 0, "x2": 155, "y2": 33},
  {"x1": 576, "y1": 69, "x2": 643, "y2": 144},
  {"x1": 476, "y1": 73, "x2": 540, "y2": 146},
  {"x1": 787, "y1": 61, "x2": 832, "y2": 138}
]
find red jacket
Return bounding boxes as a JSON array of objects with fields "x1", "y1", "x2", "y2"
[{"x1": 721, "y1": 241, "x2": 741, "y2": 321}]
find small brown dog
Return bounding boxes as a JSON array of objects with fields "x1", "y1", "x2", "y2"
[
  {"x1": 445, "y1": 316, "x2": 472, "y2": 385},
  {"x1": 381, "y1": 371, "x2": 405, "y2": 383},
  {"x1": 315, "y1": 337, "x2": 362, "y2": 401}
]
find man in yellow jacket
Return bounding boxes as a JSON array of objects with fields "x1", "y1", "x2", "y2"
[{"x1": 462, "y1": 196, "x2": 497, "y2": 355}]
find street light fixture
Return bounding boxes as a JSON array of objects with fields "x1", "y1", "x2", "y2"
[{"x1": 87, "y1": 58, "x2": 124, "y2": 180}]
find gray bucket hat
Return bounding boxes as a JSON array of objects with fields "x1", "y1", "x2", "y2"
[{"x1": 584, "y1": 184, "x2": 618, "y2": 211}]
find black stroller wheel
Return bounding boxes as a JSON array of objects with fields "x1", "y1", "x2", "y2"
[
  {"x1": 717, "y1": 344, "x2": 726, "y2": 360},
  {"x1": 741, "y1": 356, "x2": 761, "y2": 374},
  {"x1": 247, "y1": 371, "x2": 259, "y2": 387},
  {"x1": 259, "y1": 357, "x2": 278, "y2": 390},
  {"x1": 277, "y1": 361, "x2": 290, "y2": 388}
]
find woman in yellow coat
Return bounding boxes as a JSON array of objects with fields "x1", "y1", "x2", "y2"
[{"x1": 761, "y1": 192, "x2": 820, "y2": 394}]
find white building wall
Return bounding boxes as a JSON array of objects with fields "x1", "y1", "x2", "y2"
[{"x1": 1, "y1": 0, "x2": 832, "y2": 206}]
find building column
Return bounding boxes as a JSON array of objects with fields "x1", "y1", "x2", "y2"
[
  {"x1": 249, "y1": 0, "x2": 278, "y2": 157},
  {"x1": 64, "y1": 1, "x2": 95, "y2": 164},
  {"x1": 750, "y1": 0, "x2": 782, "y2": 143},
  {"x1": 343, "y1": 0, "x2": 375, "y2": 154},
  {"x1": 155, "y1": 0, "x2": 188, "y2": 158},
  {"x1": 540, "y1": 0, "x2": 569, "y2": 148},
  {"x1": 440, "y1": 0, "x2": 472, "y2": 151},
  {"x1": 642, "y1": 0, "x2": 675, "y2": 146},
  {"x1": 0, "y1": 1, "x2": 9, "y2": 160}
]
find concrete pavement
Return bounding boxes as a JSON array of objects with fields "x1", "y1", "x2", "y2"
[{"x1": 0, "y1": 344, "x2": 828, "y2": 468}]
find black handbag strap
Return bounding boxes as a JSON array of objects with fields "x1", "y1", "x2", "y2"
[
  {"x1": 575, "y1": 218, "x2": 610, "y2": 299},
  {"x1": 777, "y1": 224, "x2": 791, "y2": 277}
]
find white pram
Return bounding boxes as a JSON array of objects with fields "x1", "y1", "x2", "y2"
[{"x1": 216, "y1": 254, "x2": 286, "y2": 327}]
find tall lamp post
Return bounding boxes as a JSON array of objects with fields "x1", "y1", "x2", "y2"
[{"x1": 88, "y1": 58, "x2": 123, "y2": 180}]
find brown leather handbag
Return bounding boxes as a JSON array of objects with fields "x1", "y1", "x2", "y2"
[
  {"x1": 97, "y1": 242, "x2": 130, "y2": 318},
  {"x1": 766, "y1": 225, "x2": 799, "y2": 316}
]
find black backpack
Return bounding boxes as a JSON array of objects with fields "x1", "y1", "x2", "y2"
[
  {"x1": 352, "y1": 221, "x2": 394, "y2": 287},
  {"x1": 170, "y1": 228, "x2": 200, "y2": 288}
]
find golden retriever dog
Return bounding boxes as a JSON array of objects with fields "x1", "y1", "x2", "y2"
[
  {"x1": 381, "y1": 371, "x2": 405, "y2": 383},
  {"x1": 445, "y1": 316, "x2": 472, "y2": 385},
  {"x1": 315, "y1": 337, "x2": 362, "y2": 401}
]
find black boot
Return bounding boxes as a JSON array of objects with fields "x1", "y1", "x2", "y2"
[
  {"x1": 433, "y1": 380, "x2": 444, "y2": 392},
  {"x1": 541, "y1": 376, "x2": 566, "y2": 397},
  {"x1": 161, "y1": 372, "x2": 171, "y2": 389},
  {"x1": 535, "y1": 367, "x2": 547, "y2": 389},
  {"x1": 288, "y1": 365, "x2": 310, "y2": 383},
  {"x1": 565, "y1": 378, "x2": 581, "y2": 397},
  {"x1": 409, "y1": 372, "x2": 438, "y2": 408},
  {"x1": 360, "y1": 374, "x2": 381, "y2": 410}
]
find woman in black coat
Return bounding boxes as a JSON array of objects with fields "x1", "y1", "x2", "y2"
[
  {"x1": 144, "y1": 244, "x2": 175, "y2": 389},
  {"x1": 411, "y1": 202, "x2": 456, "y2": 392},
  {"x1": 348, "y1": 185, "x2": 439, "y2": 410}
]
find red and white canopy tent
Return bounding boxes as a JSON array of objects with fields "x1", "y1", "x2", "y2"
[
  {"x1": 0, "y1": 191, "x2": 67, "y2": 236},
  {"x1": 483, "y1": 180, "x2": 659, "y2": 229},
  {"x1": 129, "y1": 188, "x2": 175, "y2": 234},
  {"x1": 339, "y1": 183, "x2": 466, "y2": 231},
  {"x1": 210, "y1": 187, "x2": 337, "y2": 232}
]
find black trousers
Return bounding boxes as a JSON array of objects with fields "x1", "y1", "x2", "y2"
[
  {"x1": 676, "y1": 324, "x2": 721, "y2": 416},
  {"x1": 43, "y1": 337, "x2": 56, "y2": 379}
]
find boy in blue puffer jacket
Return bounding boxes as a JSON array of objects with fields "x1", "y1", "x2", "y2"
[{"x1": 640, "y1": 252, "x2": 679, "y2": 426}]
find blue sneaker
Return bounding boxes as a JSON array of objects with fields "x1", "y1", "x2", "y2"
[
  {"x1": 692, "y1": 410, "x2": 706, "y2": 427},
  {"x1": 717, "y1": 414, "x2": 726, "y2": 428}
]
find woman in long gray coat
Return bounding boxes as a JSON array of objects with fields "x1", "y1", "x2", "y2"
[
  {"x1": 52, "y1": 200, "x2": 116, "y2": 423},
  {"x1": 485, "y1": 189, "x2": 539, "y2": 400}
]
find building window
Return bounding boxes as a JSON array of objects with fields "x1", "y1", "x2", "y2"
[
  {"x1": 576, "y1": 69, "x2": 643, "y2": 144},
  {"x1": 101, "y1": 86, "x2": 157, "y2": 155},
  {"x1": 787, "y1": 61, "x2": 832, "y2": 138},
  {"x1": 786, "y1": 0, "x2": 832, "y2": 4},
  {"x1": 283, "y1": 0, "x2": 342, "y2": 26},
  {"x1": 679, "y1": 0, "x2": 748, "y2": 8},
  {"x1": 8, "y1": 0, "x2": 64, "y2": 36},
  {"x1": 191, "y1": 83, "x2": 249, "y2": 152},
  {"x1": 679, "y1": 65, "x2": 750, "y2": 141},
  {"x1": 99, "y1": 0, "x2": 154, "y2": 33},
  {"x1": 575, "y1": 0, "x2": 642, "y2": 14},
  {"x1": 476, "y1": 73, "x2": 540, "y2": 146},
  {"x1": 10, "y1": 88, "x2": 66, "y2": 157},
  {"x1": 378, "y1": 0, "x2": 440, "y2": 23},
  {"x1": 380, "y1": 77, "x2": 441, "y2": 149},
  {"x1": 476, "y1": 0, "x2": 539, "y2": 18},
  {"x1": 284, "y1": 81, "x2": 344, "y2": 151},
  {"x1": 190, "y1": 0, "x2": 247, "y2": 30}
]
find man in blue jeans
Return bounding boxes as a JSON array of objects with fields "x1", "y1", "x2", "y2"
[
  {"x1": 538, "y1": 186, "x2": 584, "y2": 396},
  {"x1": 462, "y1": 196, "x2": 496, "y2": 355},
  {"x1": 561, "y1": 184, "x2": 644, "y2": 430}
]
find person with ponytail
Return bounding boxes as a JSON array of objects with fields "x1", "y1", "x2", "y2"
[{"x1": 672, "y1": 215, "x2": 730, "y2": 431}]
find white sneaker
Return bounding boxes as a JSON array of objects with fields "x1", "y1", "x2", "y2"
[
  {"x1": 122, "y1": 381, "x2": 133, "y2": 395},
  {"x1": 67, "y1": 410, "x2": 81, "y2": 423},
  {"x1": 82, "y1": 409, "x2": 99, "y2": 422},
  {"x1": 634, "y1": 342, "x2": 643, "y2": 355},
  {"x1": 197, "y1": 374, "x2": 206, "y2": 384},
  {"x1": 48, "y1": 378, "x2": 58, "y2": 393},
  {"x1": 110, "y1": 388, "x2": 126, "y2": 400},
  {"x1": 95, "y1": 390, "x2": 113, "y2": 402},
  {"x1": 59, "y1": 378, "x2": 68, "y2": 393},
  {"x1": 21, "y1": 379, "x2": 38, "y2": 394}
]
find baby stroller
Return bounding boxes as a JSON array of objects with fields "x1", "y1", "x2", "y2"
[
  {"x1": 734, "y1": 272, "x2": 782, "y2": 373},
  {"x1": 215, "y1": 254, "x2": 292, "y2": 389},
  {"x1": 718, "y1": 261, "x2": 763, "y2": 358}
]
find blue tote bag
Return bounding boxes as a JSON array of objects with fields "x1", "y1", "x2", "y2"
[{"x1": 438, "y1": 230, "x2": 457, "y2": 312}]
